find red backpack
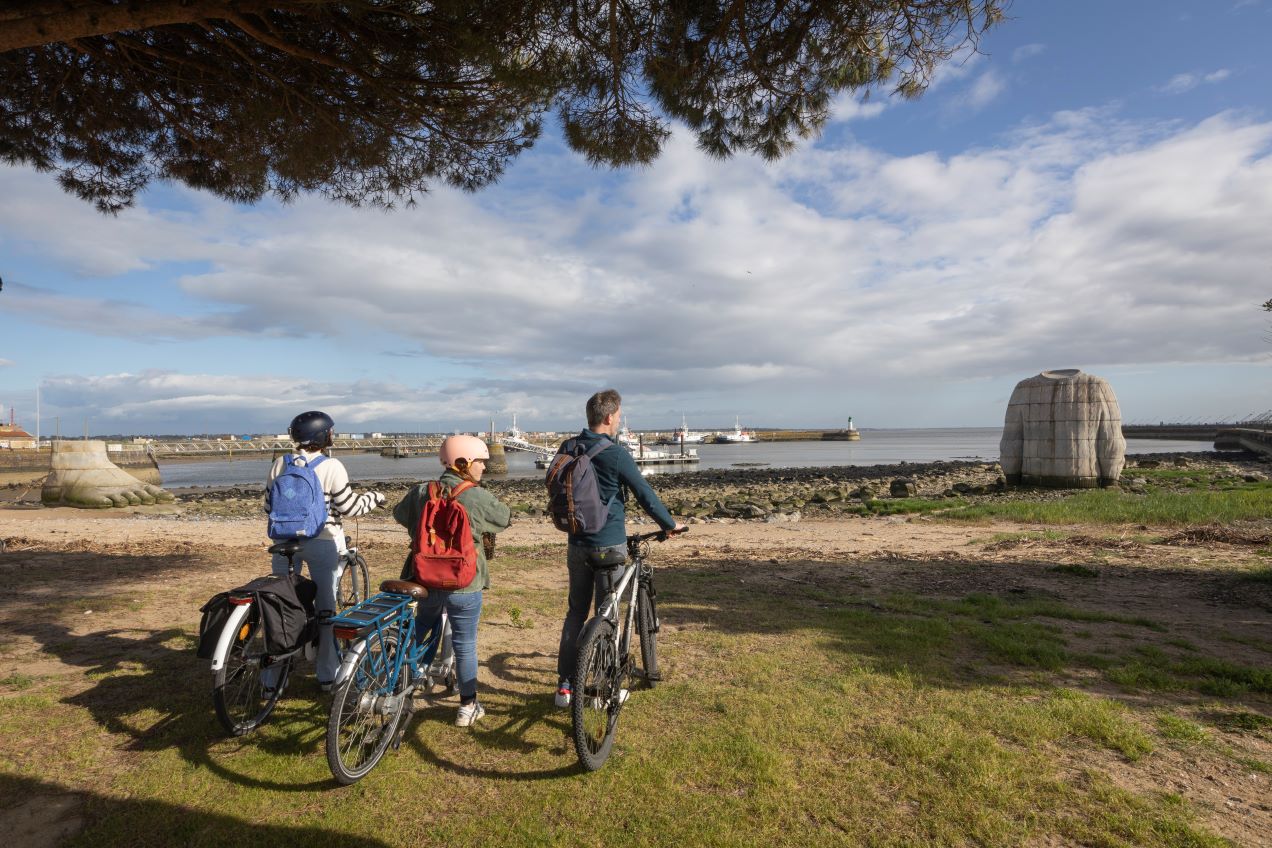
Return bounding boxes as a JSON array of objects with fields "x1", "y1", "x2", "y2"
[{"x1": 410, "y1": 480, "x2": 478, "y2": 590}]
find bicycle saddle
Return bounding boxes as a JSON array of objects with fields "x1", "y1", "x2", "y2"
[
  {"x1": 380, "y1": 579, "x2": 429, "y2": 600},
  {"x1": 267, "y1": 539, "x2": 304, "y2": 557}
]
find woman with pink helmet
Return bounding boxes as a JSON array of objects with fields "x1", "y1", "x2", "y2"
[{"x1": 393, "y1": 434, "x2": 511, "y2": 727}]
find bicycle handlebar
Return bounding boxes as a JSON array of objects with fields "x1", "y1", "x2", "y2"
[{"x1": 626, "y1": 527, "x2": 688, "y2": 545}]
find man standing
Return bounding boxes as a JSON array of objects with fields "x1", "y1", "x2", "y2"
[{"x1": 554, "y1": 389, "x2": 685, "y2": 707}]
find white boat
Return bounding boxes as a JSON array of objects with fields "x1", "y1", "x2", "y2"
[
  {"x1": 712, "y1": 417, "x2": 756, "y2": 444},
  {"x1": 660, "y1": 415, "x2": 707, "y2": 445},
  {"x1": 534, "y1": 426, "x2": 699, "y2": 469}
]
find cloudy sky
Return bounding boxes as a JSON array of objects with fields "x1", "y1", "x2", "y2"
[{"x1": 1, "y1": 0, "x2": 1270, "y2": 436}]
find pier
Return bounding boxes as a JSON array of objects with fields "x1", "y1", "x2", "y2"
[{"x1": 1214, "y1": 428, "x2": 1272, "y2": 458}]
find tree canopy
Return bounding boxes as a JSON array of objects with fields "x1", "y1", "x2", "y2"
[{"x1": 1, "y1": 0, "x2": 1005, "y2": 212}]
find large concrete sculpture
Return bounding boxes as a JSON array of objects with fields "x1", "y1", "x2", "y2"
[
  {"x1": 42, "y1": 440, "x2": 175, "y2": 508},
  {"x1": 999, "y1": 369, "x2": 1126, "y2": 488}
]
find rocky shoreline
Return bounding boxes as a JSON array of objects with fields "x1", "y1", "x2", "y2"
[{"x1": 169, "y1": 450, "x2": 1264, "y2": 523}]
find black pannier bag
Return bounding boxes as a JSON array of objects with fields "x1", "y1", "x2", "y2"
[
  {"x1": 196, "y1": 573, "x2": 317, "y2": 657},
  {"x1": 196, "y1": 592, "x2": 232, "y2": 659}
]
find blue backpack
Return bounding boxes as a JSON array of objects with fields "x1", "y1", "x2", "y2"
[{"x1": 267, "y1": 454, "x2": 328, "y2": 540}]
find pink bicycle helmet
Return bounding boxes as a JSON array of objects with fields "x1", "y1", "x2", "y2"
[{"x1": 439, "y1": 435, "x2": 490, "y2": 468}]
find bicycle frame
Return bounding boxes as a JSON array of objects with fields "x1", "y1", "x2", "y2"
[
  {"x1": 595, "y1": 560, "x2": 641, "y2": 661},
  {"x1": 330, "y1": 594, "x2": 452, "y2": 693}
]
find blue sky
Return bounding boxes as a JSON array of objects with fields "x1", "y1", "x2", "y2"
[{"x1": 1, "y1": 0, "x2": 1270, "y2": 435}]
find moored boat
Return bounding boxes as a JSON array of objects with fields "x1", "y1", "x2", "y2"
[{"x1": 712, "y1": 417, "x2": 756, "y2": 444}]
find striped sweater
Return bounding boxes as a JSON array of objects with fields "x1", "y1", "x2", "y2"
[{"x1": 264, "y1": 450, "x2": 384, "y2": 540}]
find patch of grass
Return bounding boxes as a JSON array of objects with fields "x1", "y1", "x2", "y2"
[
  {"x1": 1201, "y1": 710, "x2": 1272, "y2": 736},
  {"x1": 0, "y1": 673, "x2": 36, "y2": 689},
  {"x1": 940, "y1": 486, "x2": 1272, "y2": 526},
  {"x1": 1241, "y1": 566, "x2": 1272, "y2": 584},
  {"x1": 924, "y1": 592, "x2": 1164, "y2": 632},
  {"x1": 1104, "y1": 647, "x2": 1272, "y2": 696},
  {"x1": 1156, "y1": 713, "x2": 1209, "y2": 743},
  {"x1": 864, "y1": 496, "x2": 952, "y2": 516},
  {"x1": 1049, "y1": 563, "x2": 1100, "y2": 578},
  {"x1": 1233, "y1": 755, "x2": 1272, "y2": 775}
]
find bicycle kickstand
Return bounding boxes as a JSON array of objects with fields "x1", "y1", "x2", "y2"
[{"x1": 392, "y1": 701, "x2": 417, "y2": 750}]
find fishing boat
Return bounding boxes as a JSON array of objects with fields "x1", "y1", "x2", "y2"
[
  {"x1": 534, "y1": 421, "x2": 699, "y2": 470},
  {"x1": 712, "y1": 417, "x2": 756, "y2": 444},
  {"x1": 658, "y1": 415, "x2": 707, "y2": 445}
]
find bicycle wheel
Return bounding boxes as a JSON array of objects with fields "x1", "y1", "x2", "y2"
[
  {"x1": 571, "y1": 617, "x2": 622, "y2": 771},
  {"x1": 636, "y1": 582, "x2": 660, "y2": 686},
  {"x1": 213, "y1": 605, "x2": 289, "y2": 736},
  {"x1": 337, "y1": 553, "x2": 370, "y2": 609},
  {"x1": 326, "y1": 630, "x2": 407, "y2": 785}
]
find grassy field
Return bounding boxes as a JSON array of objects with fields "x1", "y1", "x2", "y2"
[
  {"x1": 2, "y1": 505, "x2": 1271, "y2": 848},
  {"x1": 847, "y1": 470, "x2": 1272, "y2": 527}
]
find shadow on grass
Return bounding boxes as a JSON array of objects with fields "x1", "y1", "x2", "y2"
[
  {"x1": 0, "y1": 773, "x2": 391, "y2": 848},
  {"x1": 652, "y1": 553, "x2": 1272, "y2": 703},
  {"x1": 0, "y1": 547, "x2": 342, "y2": 792},
  {"x1": 8, "y1": 616, "x2": 340, "y2": 792}
]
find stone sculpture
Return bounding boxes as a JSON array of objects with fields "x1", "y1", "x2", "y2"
[
  {"x1": 999, "y1": 369, "x2": 1125, "y2": 488},
  {"x1": 42, "y1": 440, "x2": 175, "y2": 508}
]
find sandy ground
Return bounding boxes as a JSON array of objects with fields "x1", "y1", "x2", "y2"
[{"x1": 1, "y1": 505, "x2": 1270, "y2": 846}]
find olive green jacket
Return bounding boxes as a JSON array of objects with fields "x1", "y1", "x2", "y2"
[{"x1": 393, "y1": 470, "x2": 512, "y2": 593}]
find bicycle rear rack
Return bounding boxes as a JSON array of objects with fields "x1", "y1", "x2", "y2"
[{"x1": 329, "y1": 593, "x2": 413, "y2": 641}]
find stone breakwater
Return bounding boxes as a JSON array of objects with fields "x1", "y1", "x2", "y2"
[{"x1": 170, "y1": 451, "x2": 1262, "y2": 523}]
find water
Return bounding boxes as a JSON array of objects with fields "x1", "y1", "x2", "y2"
[{"x1": 158, "y1": 428, "x2": 1218, "y2": 489}]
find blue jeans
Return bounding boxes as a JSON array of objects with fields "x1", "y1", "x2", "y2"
[
  {"x1": 556, "y1": 543, "x2": 626, "y2": 683},
  {"x1": 264, "y1": 536, "x2": 340, "y2": 687},
  {"x1": 415, "y1": 590, "x2": 483, "y2": 701}
]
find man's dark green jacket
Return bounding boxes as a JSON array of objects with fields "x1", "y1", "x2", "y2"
[{"x1": 565, "y1": 429, "x2": 676, "y2": 549}]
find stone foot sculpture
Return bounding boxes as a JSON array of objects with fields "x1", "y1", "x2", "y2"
[{"x1": 42, "y1": 440, "x2": 175, "y2": 508}]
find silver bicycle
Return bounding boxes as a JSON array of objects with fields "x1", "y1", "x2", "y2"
[{"x1": 571, "y1": 529, "x2": 678, "y2": 771}]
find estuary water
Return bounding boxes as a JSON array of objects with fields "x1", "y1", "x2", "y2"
[{"x1": 158, "y1": 428, "x2": 1217, "y2": 489}]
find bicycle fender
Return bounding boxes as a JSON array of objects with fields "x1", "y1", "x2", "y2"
[
  {"x1": 210, "y1": 603, "x2": 252, "y2": 673},
  {"x1": 332, "y1": 638, "x2": 368, "y2": 689}
]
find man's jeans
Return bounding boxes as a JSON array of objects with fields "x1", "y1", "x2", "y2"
[
  {"x1": 556, "y1": 543, "x2": 626, "y2": 684},
  {"x1": 415, "y1": 590, "x2": 483, "y2": 701}
]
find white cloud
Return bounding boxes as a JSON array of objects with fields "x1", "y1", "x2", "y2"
[
  {"x1": 37, "y1": 369, "x2": 595, "y2": 432},
  {"x1": 1161, "y1": 69, "x2": 1232, "y2": 94},
  {"x1": 827, "y1": 94, "x2": 887, "y2": 123},
  {"x1": 0, "y1": 359, "x2": 12, "y2": 367},
  {"x1": 4, "y1": 108, "x2": 1272, "y2": 429},
  {"x1": 1012, "y1": 43, "x2": 1046, "y2": 63},
  {"x1": 942, "y1": 69, "x2": 1007, "y2": 115}
]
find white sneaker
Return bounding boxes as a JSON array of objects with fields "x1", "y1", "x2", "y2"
[
  {"x1": 455, "y1": 701, "x2": 485, "y2": 727},
  {"x1": 617, "y1": 688, "x2": 629, "y2": 706},
  {"x1": 554, "y1": 684, "x2": 572, "y2": 708}
]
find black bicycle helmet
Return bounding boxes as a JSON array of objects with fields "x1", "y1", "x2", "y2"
[{"x1": 288, "y1": 410, "x2": 335, "y2": 447}]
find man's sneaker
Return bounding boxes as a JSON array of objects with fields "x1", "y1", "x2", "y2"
[
  {"x1": 455, "y1": 701, "x2": 485, "y2": 727},
  {"x1": 554, "y1": 683, "x2": 572, "y2": 708}
]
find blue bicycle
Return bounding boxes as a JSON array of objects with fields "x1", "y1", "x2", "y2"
[{"x1": 325, "y1": 579, "x2": 455, "y2": 784}]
